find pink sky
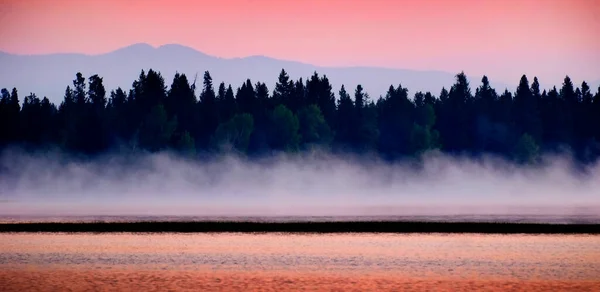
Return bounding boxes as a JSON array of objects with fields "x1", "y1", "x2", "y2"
[{"x1": 0, "y1": 0, "x2": 598, "y2": 84}]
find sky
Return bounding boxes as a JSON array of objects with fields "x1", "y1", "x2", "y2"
[{"x1": 0, "y1": 0, "x2": 599, "y2": 85}]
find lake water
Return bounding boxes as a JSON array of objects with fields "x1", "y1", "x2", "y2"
[{"x1": 1, "y1": 233, "x2": 599, "y2": 291}]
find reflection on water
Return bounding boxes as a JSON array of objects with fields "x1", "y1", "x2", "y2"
[{"x1": 1, "y1": 233, "x2": 599, "y2": 291}]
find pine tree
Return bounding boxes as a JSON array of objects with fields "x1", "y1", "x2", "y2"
[
  {"x1": 138, "y1": 104, "x2": 177, "y2": 152},
  {"x1": 167, "y1": 73, "x2": 198, "y2": 140},
  {"x1": 334, "y1": 85, "x2": 354, "y2": 147},
  {"x1": 513, "y1": 75, "x2": 542, "y2": 142},
  {"x1": 273, "y1": 69, "x2": 294, "y2": 111},
  {"x1": 298, "y1": 104, "x2": 333, "y2": 148},
  {"x1": 198, "y1": 71, "x2": 219, "y2": 149},
  {"x1": 0, "y1": 88, "x2": 21, "y2": 145},
  {"x1": 473, "y1": 76, "x2": 499, "y2": 152},
  {"x1": 377, "y1": 84, "x2": 414, "y2": 157},
  {"x1": 269, "y1": 104, "x2": 300, "y2": 151},
  {"x1": 212, "y1": 113, "x2": 254, "y2": 153}
]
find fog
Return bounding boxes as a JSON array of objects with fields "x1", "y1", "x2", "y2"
[{"x1": 0, "y1": 148, "x2": 599, "y2": 220}]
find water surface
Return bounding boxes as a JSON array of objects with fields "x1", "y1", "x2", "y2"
[{"x1": 1, "y1": 233, "x2": 599, "y2": 291}]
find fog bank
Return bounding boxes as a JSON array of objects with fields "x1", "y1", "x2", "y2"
[{"x1": 0, "y1": 149, "x2": 599, "y2": 218}]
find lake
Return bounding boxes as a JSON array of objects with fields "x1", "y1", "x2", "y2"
[{"x1": 1, "y1": 232, "x2": 599, "y2": 291}]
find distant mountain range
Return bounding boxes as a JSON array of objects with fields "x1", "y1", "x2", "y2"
[{"x1": 1, "y1": 43, "x2": 596, "y2": 104}]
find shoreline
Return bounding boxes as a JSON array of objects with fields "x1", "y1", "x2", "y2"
[{"x1": 2, "y1": 221, "x2": 600, "y2": 234}]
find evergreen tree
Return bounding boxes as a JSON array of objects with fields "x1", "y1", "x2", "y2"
[
  {"x1": 513, "y1": 75, "x2": 542, "y2": 142},
  {"x1": 73, "y1": 72, "x2": 87, "y2": 105},
  {"x1": 473, "y1": 76, "x2": 498, "y2": 152},
  {"x1": 176, "y1": 131, "x2": 196, "y2": 156},
  {"x1": 1, "y1": 68, "x2": 599, "y2": 164},
  {"x1": 377, "y1": 84, "x2": 414, "y2": 157},
  {"x1": 166, "y1": 73, "x2": 198, "y2": 143},
  {"x1": 269, "y1": 104, "x2": 300, "y2": 151},
  {"x1": 414, "y1": 91, "x2": 425, "y2": 107},
  {"x1": 305, "y1": 72, "x2": 336, "y2": 125},
  {"x1": 85, "y1": 74, "x2": 110, "y2": 153},
  {"x1": 20, "y1": 93, "x2": 42, "y2": 145},
  {"x1": 353, "y1": 85, "x2": 379, "y2": 151},
  {"x1": 212, "y1": 113, "x2": 254, "y2": 153},
  {"x1": 138, "y1": 104, "x2": 177, "y2": 152},
  {"x1": 236, "y1": 79, "x2": 256, "y2": 115},
  {"x1": 513, "y1": 133, "x2": 540, "y2": 164},
  {"x1": 291, "y1": 78, "x2": 306, "y2": 113},
  {"x1": 423, "y1": 92, "x2": 436, "y2": 106},
  {"x1": 593, "y1": 87, "x2": 600, "y2": 148},
  {"x1": 138, "y1": 69, "x2": 167, "y2": 115},
  {"x1": 334, "y1": 85, "x2": 354, "y2": 147},
  {"x1": 249, "y1": 81, "x2": 272, "y2": 153},
  {"x1": 273, "y1": 69, "x2": 294, "y2": 111},
  {"x1": 317, "y1": 75, "x2": 336, "y2": 126},
  {"x1": 558, "y1": 76, "x2": 576, "y2": 147},
  {"x1": 60, "y1": 73, "x2": 92, "y2": 152},
  {"x1": 218, "y1": 84, "x2": 237, "y2": 122},
  {"x1": 198, "y1": 71, "x2": 219, "y2": 149},
  {"x1": 440, "y1": 72, "x2": 474, "y2": 153},
  {"x1": 107, "y1": 87, "x2": 131, "y2": 143},
  {"x1": 0, "y1": 88, "x2": 21, "y2": 145},
  {"x1": 39, "y1": 97, "x2": 58, "y2": 144},
  {"x1": 298, "y1": 104, "x2": 333, "y2": 147}
]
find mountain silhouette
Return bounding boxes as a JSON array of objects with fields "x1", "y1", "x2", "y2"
[{"x1": 0, "y1": 43, "x2": 568, "y2": 104}]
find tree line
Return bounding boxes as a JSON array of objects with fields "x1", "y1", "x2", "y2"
[{"x1": 1, "y1": 69, "x2": 599, "y2": 164}]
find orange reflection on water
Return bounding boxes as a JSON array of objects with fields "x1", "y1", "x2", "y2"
[
  {"x1": 1, "y1": 269, "x2": 599, "y2": 292},
  {"x1": 0, "y1": 233, "x2": 599, "y2": 291}
]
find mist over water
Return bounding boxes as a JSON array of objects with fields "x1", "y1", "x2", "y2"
[{"x1": 0, "y1": 148, "x2": 599, "y2": 220}]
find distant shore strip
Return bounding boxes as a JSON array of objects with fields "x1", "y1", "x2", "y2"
[{"x1": 1, "y1": 221, "x2": 599, "y2": 234}]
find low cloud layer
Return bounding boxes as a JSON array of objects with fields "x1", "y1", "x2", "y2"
[{"x1": 0, "y1": 149, "x2": 599, "y2": 219}]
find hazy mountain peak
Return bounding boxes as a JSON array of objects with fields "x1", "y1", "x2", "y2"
[
  {"x1": 0, "y1": 42, "x2": 529, "y2": 104},
  {"x1": 158, "y1": 43, "x2": 196, "y2": 51},
  {"x1": 157, "y1": 43, "x2": 211, "y2": 58},
  {"x1": 111, "y1": 43, "x2": 156, "y2": 54}
]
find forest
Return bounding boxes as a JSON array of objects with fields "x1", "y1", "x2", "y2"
[{"x1": 1, "y1": 69, "x2": 599, "y2": 165}]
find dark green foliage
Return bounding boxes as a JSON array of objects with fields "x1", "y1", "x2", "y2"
[
  {"x1": 305, "y1": 72, "x2": 336, "y2": 126},
  {"x1": 411, "y1": 103, "x2": 440, "y2": 155},
  {"x1": 273, "y1": 69, "x2": 295, "y2": 111},
  {"x1": 175, "y1": 130, "x2": 196, "y2": 156},
  {"x1": 297, "y1": 104, "x2": 332, "y2": 147},
  {"x1": 138, "y1": 104, "x2": 177, "y2": 152},
  {"x1": 217, "y1": 82, "x2": 236, "y2": 122},
  {"x1": 212, "y1": 113, "x2": 254, "y2": 153},
  {"x1": 1, "y1": 68, "x2": 599, "y2": 165},
  {"x1": 513, "y1": 133, "x2": 540, "y2": 165},
  {"x1": 291, "y1": 78, "x2": 306, "y2": 114},
  {"x1": 353, "y1": 86, "x2": 379, "y2": 152},
  {"x1": 269, "y1": 104, "x2": 300, "y2": 151}
]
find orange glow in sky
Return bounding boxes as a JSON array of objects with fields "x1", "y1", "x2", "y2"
[{"x1": 0, "y1": 0, "x2": 598, "y2": 84}]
